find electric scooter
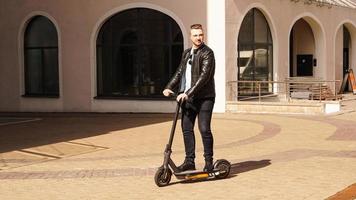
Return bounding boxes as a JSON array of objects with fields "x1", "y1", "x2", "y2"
[{"x1": 154, "y1": 101, "x2": 231, "y2": 187}]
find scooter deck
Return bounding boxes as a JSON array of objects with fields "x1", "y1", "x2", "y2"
[
  {"x1": 174, "y1": 169, "x2": 218, "y2": 176},
  {"x1": 174, "y1": 169, "x2": 220, "y2": 180}
]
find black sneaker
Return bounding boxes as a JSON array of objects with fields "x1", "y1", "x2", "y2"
[
  {"x1": 203, "y1": 160, "x2": 214, "y2": 172},
  {"x1": 178, "y1": 160, "x2": 196, "y2": 172}
]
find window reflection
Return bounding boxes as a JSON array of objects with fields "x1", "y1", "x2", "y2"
[
  {"x1": 238, "y1": 9, "x2": 273, "y2": 96},
  {"x1": 96, "y1": 8, "x2": 183, "y2": 98}
]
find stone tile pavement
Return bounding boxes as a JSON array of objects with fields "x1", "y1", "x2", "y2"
[{"x1": 0, "y1": 108, "x2": 356, "y2": 199}]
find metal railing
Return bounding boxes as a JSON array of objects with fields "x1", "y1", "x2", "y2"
[{"x1": 227, "y1": 78, "x2": 341, "y2": 102}]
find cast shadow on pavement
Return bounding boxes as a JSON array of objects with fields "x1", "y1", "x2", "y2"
[
  {"x1": 229, "y1": 159, "x2": 271, "y2": 175},
  {"x1": 176, "y1": 159, "x2": 271, "y2": 185},
  {"x1": 0, "y1": 113, "x2": 173, "y2": 153}
]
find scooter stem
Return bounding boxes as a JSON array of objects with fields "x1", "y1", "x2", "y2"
[{"x1": 166, "y1": 101, "x2": 181, "y2": 151}]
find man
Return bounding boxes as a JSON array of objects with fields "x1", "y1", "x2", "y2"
[{"x1": 163, "y1": 24, "x2": 215, "y2": 172}]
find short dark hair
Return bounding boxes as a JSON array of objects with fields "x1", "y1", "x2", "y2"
[{"x1": 190, "y1": 24, "x2": 203, "y2": 30}]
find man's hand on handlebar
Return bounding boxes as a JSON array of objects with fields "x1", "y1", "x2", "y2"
[
  {"x1": 163, "y1": 89, "x2": 188, "y2": 103},
  {"x1": 163, "y1": 89, "x2": 174, "y2": 97},
  {"x1": 176, "y1": 93, "x2": 188, "y2": 103}
]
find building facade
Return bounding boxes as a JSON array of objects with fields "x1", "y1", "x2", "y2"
[{"x1": 0, "y1": 0, "x2": 356, "y2": 113}]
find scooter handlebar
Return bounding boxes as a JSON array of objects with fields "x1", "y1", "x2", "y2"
[{"x1": 165, "y1": 92, "x2": 183, "y2": 105}]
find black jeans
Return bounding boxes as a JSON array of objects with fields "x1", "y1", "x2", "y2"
[{"x1": 181, "y1": 97, "x2": 214, "y2": 163}]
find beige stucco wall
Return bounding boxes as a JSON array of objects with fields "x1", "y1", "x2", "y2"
[
  {"x1": 226, "y1": 0, "x2": 356, "y2": 100},
  {"x1": 0, "y1": 0, "x2": 207, "y2": 112}
]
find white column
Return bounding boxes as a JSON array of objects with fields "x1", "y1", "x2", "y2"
[{"x1": 207, "y1": 0, "x2": 226, "y2": 113}]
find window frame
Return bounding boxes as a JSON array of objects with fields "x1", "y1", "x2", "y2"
[
  {"x1": 237, "y1": 8, "x2": 273, "y2": 96},
  {"x1": 23, "y1": 15, "x2": 60, "y2": 98}
]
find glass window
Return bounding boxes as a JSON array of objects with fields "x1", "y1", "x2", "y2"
[
  {"x1": 24, "y1": 16, "x2": 59, "y2": 97},
  {"x1": 254, "y1": 10, "x2": 268, "y2": 43},
  {"x1": 238, "y1": 8, "x2": 273, "y2": 95},
  {"x1": 96, "y1": 8, "x2": 183, "y2": 98},
  {"x1": 238, "y1": 10, "x2": 254, "y2": 43}
]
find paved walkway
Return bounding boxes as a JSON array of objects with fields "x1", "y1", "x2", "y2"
[{"x1": 0, "y1": 107, "x2": 356, "y2": 199}]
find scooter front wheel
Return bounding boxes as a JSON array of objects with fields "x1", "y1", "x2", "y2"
[
  {"x1": 214, "y1": 159, "x2": 231, "y2": 179},
  {"x1": 154, "y1": 167, "x2": 172, "y2": 187}
]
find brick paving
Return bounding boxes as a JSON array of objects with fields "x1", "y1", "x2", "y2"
[{"x1": 0, "y1": 109, "x2": 356, "y2": 199}]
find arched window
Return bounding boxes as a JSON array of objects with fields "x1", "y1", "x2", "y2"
[
  {"x1": 96, "y1": 8, "x2": 183, "y2": 98},
  {"x1": 24, "y1": 16, "x2": 59, "y2": 97},
  {"x1": 238, "y1": 8, "x2": 273, "y2": 95}
]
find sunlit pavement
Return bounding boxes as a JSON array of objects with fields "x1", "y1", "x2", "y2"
[{"x1": 0, "y1": 107, "x2": 356, "y2": 199}]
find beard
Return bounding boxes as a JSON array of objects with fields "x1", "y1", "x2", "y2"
[{"x1": 193, "y1": 40, "x2": 203, "y2": 47}]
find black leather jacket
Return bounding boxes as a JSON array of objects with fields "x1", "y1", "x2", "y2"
[{"x1": 165, "y1": 44, "x2": 215, "y2": 99}]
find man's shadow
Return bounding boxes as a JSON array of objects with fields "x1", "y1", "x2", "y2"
[
  {"x1": 229, "y1": 159, "x2": 271, "y2": 176},
  {"x1": 177, "y1": 159, "x2": 271, "y2": 185}
]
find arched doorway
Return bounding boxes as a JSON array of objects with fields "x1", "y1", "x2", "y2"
[
  {"x1": 343, "y1": 26, "x2": 352, "y2": 92},
  {"x1": 289, "y1": 18, "x2": 316, "y2": 77}
]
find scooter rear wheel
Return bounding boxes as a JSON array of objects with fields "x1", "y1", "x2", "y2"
[
  {"x1": 154, "y1": 167, "x2": 172, "y2": 187},
  {"x1": 214, "y1": 159, "x2": 231, "y2": 179}
]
